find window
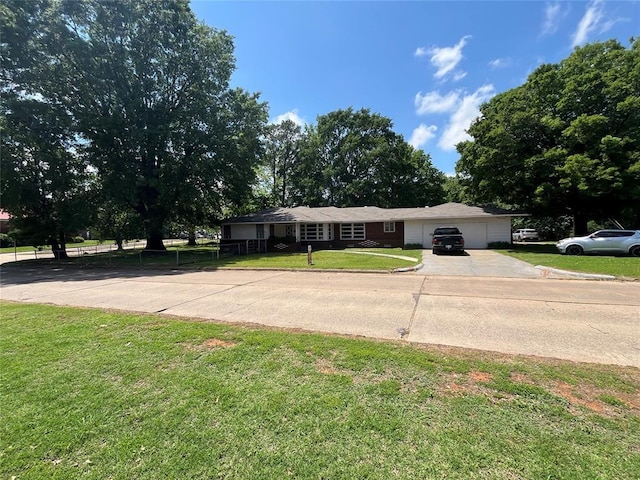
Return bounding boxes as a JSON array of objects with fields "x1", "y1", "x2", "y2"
[
  {"x1": 223, "y1": 225, "x2": 231, "y2": 239},
  {"x1": 340, "y1": 223, "x2": 365, "y2": 240},
  {"x1": 301, "y1": 223, "x2": 324, "y2": 241},
  {"x1": 285, "y1": 224, "x2": 295, "y2": 237},
  {"x1": 256, "y1": 224, "x2": 264, "y2": 239},
  {"x1": 383, "y1": 222, "x2": 395, "y2": 233}
]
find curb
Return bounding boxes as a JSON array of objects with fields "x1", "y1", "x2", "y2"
[
  {"x1": 535, "y1": 265, "x2": 616, "y2": 280},
  {"x1": 393, "y1": 263, "x2": 424, "y2": 273}
]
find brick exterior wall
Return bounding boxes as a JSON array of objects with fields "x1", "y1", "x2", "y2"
[{"x1": 266, "y1": 221, "x2": 405, "y2": 252}]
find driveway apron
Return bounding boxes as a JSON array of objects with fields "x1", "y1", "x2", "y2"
[{"x1": 416, "y1": 249, "x2": 546, "y2": 278}]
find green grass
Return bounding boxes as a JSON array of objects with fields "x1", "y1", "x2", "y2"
[
  {"x1": 0, "y1": 240, "x2": 112, "y2": 254},
  {"x1": 497, "y1": 243, "x2": 640, "y2": 279},
  {"x1": 28, "y1": 247, "x2": 421, "y2": 271},
  {"x1": 1, "y1": 302, "x2": 639, "y2": 479}
]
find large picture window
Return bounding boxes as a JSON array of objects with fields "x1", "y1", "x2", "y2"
[
  {"x1": 301, "y1": 223, "x2": 324, "y2": 241},
  {"x1": 340, "y1": 223, "x2": 365, "y2": 240}
]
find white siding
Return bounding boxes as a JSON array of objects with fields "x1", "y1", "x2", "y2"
[
  {"x1": 404, "y1": 220, "x2": 424, "y2": 245},
  {"x1": 487, "y1": 217, "x2": 512, "y2": 244},
  {"x1": 405, "y1": 218, "x2": 513, "y2": 249}
]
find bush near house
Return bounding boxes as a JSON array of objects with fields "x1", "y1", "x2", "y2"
[{"x1": 0, "y1": 233, "x2": 14, "y2": 247}]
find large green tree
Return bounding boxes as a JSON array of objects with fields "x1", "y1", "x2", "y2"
[
  {"x1": 261, "y1": 119, "x2": 302, "y2": 208},
  {"x1": 0, "y1": 99, "x2": 95, "y2": 257},
  {"x1": 291, "y1": 108, "x2": 445, "y2": 208},
  {"x1": 456, "y1": 39, "x2": 640, "y2": 234},
  {"x1": 1, "y1": 0, "x2": 266, "y2": 250},
  {"x1": 1, "y1": 0, "x2": 94, "y2": 257}
]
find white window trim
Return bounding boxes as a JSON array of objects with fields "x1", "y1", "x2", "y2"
[
  {"x1": 301, "y1": 223, "x2": 324, "y2": 241},
  {"x1": 340, "y1": 223, "x2": 366, "y2": 240},
  {"x1": 383, "y1": 222, "x2": 395, "y2": 233}
]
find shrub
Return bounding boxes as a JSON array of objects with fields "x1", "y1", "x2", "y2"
[
  {"x1": 0, "y1": 233, "x2": 14, "y2": 248},
  {"x1": 70, "y1": 236, "x2": 85, "y2": 244},
  {"x1": 403, "y1": 243, "x2": 423, "y2": 250},
  {"x1": 488, "y1": 241, "x2": 512, "y2": 249},
  {"x1": 268, "y1": 235, "x2": 297, "y2": 244}
]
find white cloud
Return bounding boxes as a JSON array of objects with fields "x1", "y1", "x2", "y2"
[
  {"x1": 488, "y1": 58, "x2": 510, "y2": 69},
  {"x1": 409, "y1": 124, "x2": 438, "y2": 148},
  {"x1": 414, "y1": 90, "x2": 460, "y2": 115},
  {"x1": 542, "y1": 2, "x2": 562, "y2": 36},
  {"x1": 571, "y1": 0, "x2": 618, "y2": 47},
  {"x1": 416, "y1": 35, "x2": 471, "y2": 81},
  {"x1": 272, "y1": 109, "x2": 305, "y2": 126},
  {"x1": 438, "y1": 84, "x2": 495, "y2": 151}
]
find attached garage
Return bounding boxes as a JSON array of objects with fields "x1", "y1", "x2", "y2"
[
  {"x1": 420, "y1": 222, "x2": 488, "y2": 249},
  {"x1": 402, "y1": 206, "x2": 517, "y2": 249}
]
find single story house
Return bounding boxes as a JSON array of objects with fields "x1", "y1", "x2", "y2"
[{"x1": 221, "y1": 202, "x2": 527, "y2": 253}]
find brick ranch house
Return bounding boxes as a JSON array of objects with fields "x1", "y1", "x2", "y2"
[{"x1": 221, "y1": 202, "x2": 527, "y2": 253}]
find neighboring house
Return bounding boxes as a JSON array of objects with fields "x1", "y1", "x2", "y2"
[
  {"x1": 221, "y1": 202, "x2": 526, "y2": 252},
  {"x1": 0, "y1": 210, "x2": 11, "y2": 235}
]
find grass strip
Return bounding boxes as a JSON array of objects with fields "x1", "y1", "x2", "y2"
[
  {"x1": 1, "y1": 302, "x2": 638, "y2": 479},
  {"x1": 497, "y1": 244, "x2": 640, "y2": 279}
]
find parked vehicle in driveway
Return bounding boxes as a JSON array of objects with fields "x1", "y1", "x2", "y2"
[
  {"x1": 431, "y1": 226, "x2": 464, "y2": 255},
  {"x1": 556, "y1": 230, "x2": 640, "y2": 256},
  {"x1": 512, "y1": 228, "x2": 540, "y2": 242}
]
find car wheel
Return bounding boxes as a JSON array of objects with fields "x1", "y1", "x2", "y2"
[
  {"x1": 630, "y1": 245, "x2": 640, "y2": 257},
  {"x1": 432, "y1": 249, "x2": 437, "y2": 255},
  {"x1": 566, "y1": 245, "x2": 583, "y2": 255}
]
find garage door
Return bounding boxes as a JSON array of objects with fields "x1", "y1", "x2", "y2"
[{"x1": 421, "y1": 222, "x2": 488, "y2": 249}]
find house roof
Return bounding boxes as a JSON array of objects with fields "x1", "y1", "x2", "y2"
[{"x1": 222, "y1": 203, "x2": 527, "y2": 224}]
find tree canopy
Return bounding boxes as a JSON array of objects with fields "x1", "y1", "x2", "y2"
[
  {"x1": 286, "y1": 108, "x2": 445, "y2": 208},
  {"x1": 1, "y1": 0, "x2": 267, "y2": 251},
  {"x1": 456, "y1": 39, "x2": 640, "y2": 234}
]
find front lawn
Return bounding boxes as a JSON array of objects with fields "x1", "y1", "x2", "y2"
[
  {"x1": 1, "y1": 302, "x2": 638, "y2": 479},
  {"x1": 497, "y1": 243, "x2": 640, "y2": 279},
  {"x1": 0, "y1": 239, "x2": 112, "y2": 254},
  {"x1": 21, "y1": 247, "x2": 421, "y2": 272}
]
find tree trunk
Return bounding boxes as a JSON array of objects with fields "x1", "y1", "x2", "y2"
[
  {"x1": 144, "y1": 216, "x2": 166, "y2": 251},
  {"x1": 52, "y1": 232, "x2": 68, "y2": 259},
  {"x1": 573, "y1": 211, "x2": 589, "y2": 236},
  {"x1": 145, "y1": 232, "x2": 166, "y2": 250},
  {"x1": 115, "y1": 237, "x2": 124, "y2": 251},
  {"x1": 187, "y1": 231, "x2": 197, "y2": 246}
]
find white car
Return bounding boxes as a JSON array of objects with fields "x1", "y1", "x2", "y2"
[
  {"x1": 512, "y1": 229, "x2": 539, "y2": 242},
  {"x1": 556, "y1": 230, "x2": 640, "y2": 256}
]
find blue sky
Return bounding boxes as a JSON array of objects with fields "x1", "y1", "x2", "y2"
[{"x1": 190, "y1": 1, "x2": 639, "y2": 175}]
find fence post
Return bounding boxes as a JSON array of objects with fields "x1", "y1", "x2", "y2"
[{"x1": 176, "y1": 249, "x2": 179, "y2": 266}]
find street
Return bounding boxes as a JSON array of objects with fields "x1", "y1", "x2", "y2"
[{"x1": 1, "y1": 265, "x2": 638, "y2": 367}]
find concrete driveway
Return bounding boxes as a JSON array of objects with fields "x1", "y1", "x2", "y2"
[
  {"x1": 415, "y1": 250, "x2": 615, "y2": 280},
  {"x1": 418, "y1": 249, "x2": 550, "y2": 278}
]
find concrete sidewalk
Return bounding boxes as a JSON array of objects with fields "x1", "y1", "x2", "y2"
[{"x1": 2, "y1": 265, "x2": 638, "y2": 367}]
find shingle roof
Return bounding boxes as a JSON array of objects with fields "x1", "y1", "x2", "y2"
[{"x1": 223, "y1": 203, "x2": 526, "y2": 224}]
